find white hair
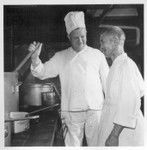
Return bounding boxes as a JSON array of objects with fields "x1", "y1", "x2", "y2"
[{"x1": 101, "y1": 26, "x2": 126, "y2": 43}]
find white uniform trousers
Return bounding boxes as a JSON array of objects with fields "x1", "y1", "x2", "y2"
[{"x1": 61, "y1": 110, "x2": 101, "y2": 146}]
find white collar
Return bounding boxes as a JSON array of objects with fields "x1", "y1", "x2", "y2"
[
  {"x1": 70, "y1": 45, "x2": 87, "y2": 54},
  {"x1": 112, "y1": 52, "x2": 127, "y2": 65}
]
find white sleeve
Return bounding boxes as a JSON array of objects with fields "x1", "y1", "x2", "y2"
[
  {"x1": 113, "y1": 62, "x2": 143, "y2": 128},
  {"x1": 134, "y1": 64, "x2": 144, "y2": 98},
  {"x1": 99, "y1": 54, "x2": 109, "y2": 94},
  {"x1": 31, "y1": 53, "x2": 60, "y2": 80}
]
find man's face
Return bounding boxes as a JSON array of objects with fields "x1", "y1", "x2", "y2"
[
  {"x1": 100, "y1": 34, "x2": 116, "y2": 58},
  {"x1": 69, "y1": 28, "x2": 87, "y2": 52}
]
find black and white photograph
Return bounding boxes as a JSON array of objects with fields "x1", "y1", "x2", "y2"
[{"x1": 0, "y1": 0, "x2": 146, "y2": 149}]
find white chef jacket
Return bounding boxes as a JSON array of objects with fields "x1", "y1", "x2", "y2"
[
  {"x1": 31, "y1": 45, "x2": 109, "y2": 111},
  {"x1": 97, "y1": 53, "x2": 144, "y2": 146}
]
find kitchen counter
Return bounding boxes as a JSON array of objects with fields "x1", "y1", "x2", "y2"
[{"x1": 11, "y1": 110, "x2": 64, "y2": 146}]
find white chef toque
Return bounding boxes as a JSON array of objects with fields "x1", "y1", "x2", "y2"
[{"x1": 64, "y1": 11, "x2": 86, "y2": 35}]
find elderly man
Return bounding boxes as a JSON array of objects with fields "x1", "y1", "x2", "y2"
[
  {"x1": 97, "y1": 26, "x2": 144, "y2": 146},
  {"x1": 28, "y1": 11, "x2": 109, "y2": 146}
]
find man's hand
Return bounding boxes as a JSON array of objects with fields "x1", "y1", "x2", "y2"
[
  {"x1": 28, "y1": 41, "x2": 43, "y2": 66},
  {"x1": 105, "y1": 123, "x2": 124, "y2": 146},
  {"x1": 105, "y1": 132, "x2": 119, "y2": 146}
]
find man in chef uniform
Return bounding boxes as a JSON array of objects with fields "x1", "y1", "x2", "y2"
[
  {"x1": 97, "y1": 26, "x2": 144, "y2": 146},
  {"x1": 28, "y1": 11, "x2": 109, "y2": 146}
]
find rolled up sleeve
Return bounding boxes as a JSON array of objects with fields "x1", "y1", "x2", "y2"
[
  {"x1": 31, "y1": 53, "x2": 60, "y2": 80},
  {"x1": 113, "y1": 62, "x2": 141, "y2": 129}
]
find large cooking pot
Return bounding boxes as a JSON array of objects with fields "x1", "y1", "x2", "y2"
[{"x1": 20, "y1": 83, "x2": 58, "y2": 106}]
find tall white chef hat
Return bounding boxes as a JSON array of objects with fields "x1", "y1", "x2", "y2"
[{"x1": 64, "y1": 11, "x2": 86, "y2": 35}]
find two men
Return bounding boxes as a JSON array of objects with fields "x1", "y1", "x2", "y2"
[
  {"x1": 29, "y1": 11, "x2": 109, "y2": 146},
  {"x1": 98, "y1": 26, "x2": 144, "y2": 146}
]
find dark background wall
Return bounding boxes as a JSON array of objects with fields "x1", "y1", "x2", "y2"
[{"x1": 4, "y1": 5, "x2": 144, "y2": 72}]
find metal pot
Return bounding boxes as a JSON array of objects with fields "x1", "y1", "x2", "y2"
[
  {"x1": 20, "y1": 83, "x2": 56, "y2": 106},
  {"x1": 41, "y1": 91, "x2": 56, "y2": 106},
  {"x1": 7, "y1": 112, "x2": 39, "y2": 134}
]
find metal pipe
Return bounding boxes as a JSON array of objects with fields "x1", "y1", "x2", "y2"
[{"x1": 25, "y1": 103, "x2": 59, "y2": 117}]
